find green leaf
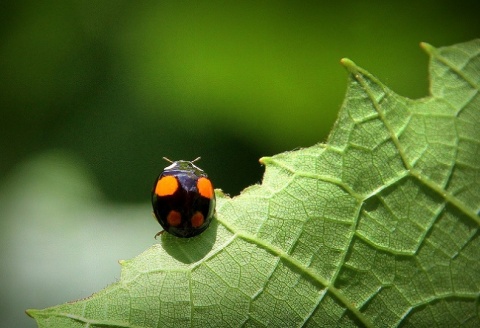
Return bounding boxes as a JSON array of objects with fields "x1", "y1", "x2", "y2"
[{"x1": 27, "y1": 39, "x2": 480, "y2": 327}]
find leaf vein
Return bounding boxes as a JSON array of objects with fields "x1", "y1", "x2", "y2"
[{"x1": 216, "y1": 214, "x2": 375, "y2": 328}]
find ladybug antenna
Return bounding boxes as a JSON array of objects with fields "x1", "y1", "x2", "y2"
[
  {"x1": 191, "y1": 157, "x2": 201, "y2": 163},
  {"x1": 162, "y1": 157, "x2": 174, "y2": 163}
]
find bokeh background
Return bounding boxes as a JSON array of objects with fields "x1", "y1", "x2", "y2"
[{"x1": 1, "y1": 1, "x2": 478, "y2": 326}]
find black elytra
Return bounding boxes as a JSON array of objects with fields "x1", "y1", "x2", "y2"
[{"x1": 151, "y1": 158, "x2": 215, "y2": 238}]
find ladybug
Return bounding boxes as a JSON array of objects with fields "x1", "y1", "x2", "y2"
[{"x1": 151, "y1": 157, "x2": 215, "y2": 238}]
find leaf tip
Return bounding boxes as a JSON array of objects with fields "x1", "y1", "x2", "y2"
[
  {"x1": 214, "y1": 188, "x2": 228, "y2": 198},
  {"x1": 259, "y1": 156, "x2": 272, "y2": 165},
  {"x1": 420, "y1": 42, "x2": 435, "y2": 55},
  {"x1": 25, "y1": 309, "x2": 36, "y2": 318},
  {"x1": 340, "y1": 58, "x2": 358, "y2": 73}
]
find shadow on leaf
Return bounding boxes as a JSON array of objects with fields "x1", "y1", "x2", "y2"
[{"x1": 161, "y1": 218, "x2": 218, "y2": 263}]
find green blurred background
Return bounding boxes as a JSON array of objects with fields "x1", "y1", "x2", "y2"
[{"x1": 1, "y1": 1, "x2": 478, "y2": 326}]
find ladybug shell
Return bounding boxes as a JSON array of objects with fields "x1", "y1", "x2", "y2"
[{"x1": 152, "y1": 160, "x2": 215, "y2": 238}]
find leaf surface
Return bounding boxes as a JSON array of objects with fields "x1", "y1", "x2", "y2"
[{"x1": 27, "y1": 39, "x2": 480, "y2": 327}]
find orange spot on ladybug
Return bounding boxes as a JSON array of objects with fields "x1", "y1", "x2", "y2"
[
  {"x1": 197, "y1": 177, "x2": 214, "y2": 199},
  {"x1": 155, "y1": 176, "x2": 178, "y2": 196},
  {"x1": 167, "y1": 210, "x2": 182, "y2": 226},
  {"x1": 191, "y1": 211, "x2": 204, "y2": 228}
]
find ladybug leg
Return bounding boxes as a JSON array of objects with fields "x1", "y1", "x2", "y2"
[{"x1": 154, "y1": 230, "x2": 164, "y2": 239}]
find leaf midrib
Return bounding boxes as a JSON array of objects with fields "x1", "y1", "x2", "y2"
[{"x1": 346, "y1": 59, "x2": 480, "y2": 227}]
